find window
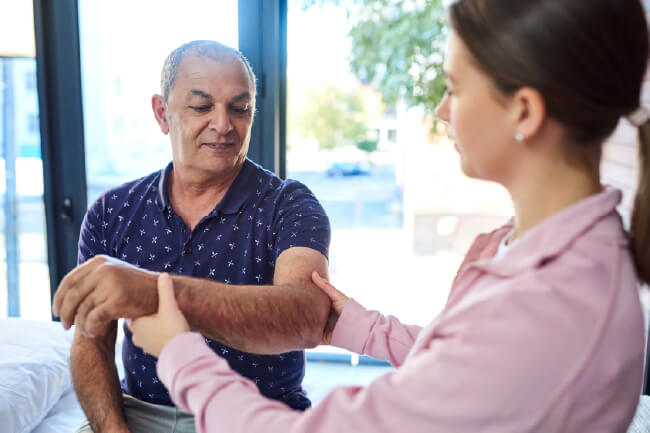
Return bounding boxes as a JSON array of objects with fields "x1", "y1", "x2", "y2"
[
  {"x1": 78, "y1": 0, "x2": 239, "y2": 204},
  {"x1": 287, "y1": 0, "x2": 511, "y2": 353},
  {"x1": 0, "y1": 2, "x2": 50, "y2": 320},
  {"x1": 27, "y1": 113, "x2": 39, "y2": 133},
  {"x1": 24, "y1": 71, "x2": 35, "y2": 91},
  {"x1": 387, "y1": 128, "x2": 397, "y2": 143}
]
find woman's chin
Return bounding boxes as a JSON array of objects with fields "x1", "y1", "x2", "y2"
[{"x1": 458, "y1": 157, "x2": 477, "y2": 179}]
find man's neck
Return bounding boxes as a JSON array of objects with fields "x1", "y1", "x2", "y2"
[{"x1": 168, "y1": 162, "x2": 244, "y2": 230}]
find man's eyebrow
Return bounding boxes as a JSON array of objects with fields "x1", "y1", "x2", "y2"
[
  {"x1": 230, "y1": 91, "x2": 251, "y2": 104},
  {"x1": 189, "y1": 89, "x2": 214, "y2": 101}
]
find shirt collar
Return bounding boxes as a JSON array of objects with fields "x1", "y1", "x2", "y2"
[
  {"x1": 155, "y1": 158, "x2": 257, "y2": 216},
  {"x1": 472, "y1": 186, "x2": 625, "y2": 277},
  {"x1": 156, "y1": 161, "x2": 173, "y2": 211},
  {"x1": 213, "y1": 158, "x2": 257, "y2": 215}
]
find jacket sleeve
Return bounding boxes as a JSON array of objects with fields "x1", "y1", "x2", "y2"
[
  {"x1": 157, "y1": 279, "x2": 639, "y2": 433},
  {"x1": 329, "y1": 299, "x2": 423, "y2": 366}
]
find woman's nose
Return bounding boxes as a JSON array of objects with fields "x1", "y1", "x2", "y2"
[{"x1": 434, "y1": 92, "x2": 450, "y2": 124}]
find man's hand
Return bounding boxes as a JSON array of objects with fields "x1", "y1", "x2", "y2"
[
  {"x1": 310, "y1": 272, "x2": 349, "y2": 345},
  {"x1": 128, "y1": 273, "x2": 191, "y2": 358},
  {"x1": 52, "y1": 255, "x2": 159, "y2": 337}
]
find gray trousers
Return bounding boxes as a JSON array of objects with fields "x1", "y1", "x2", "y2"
[{"x1": 74, "y1": 393, "x2": 196, "y2": 433}]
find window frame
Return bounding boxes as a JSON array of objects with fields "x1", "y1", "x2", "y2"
[{"x1": 33, "y1": 0, "x2": 288, "y2": 317}]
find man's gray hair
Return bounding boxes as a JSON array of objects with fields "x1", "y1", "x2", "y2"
[{"x1": 160, "y1": 40, "x2": 256, "y2": 103}]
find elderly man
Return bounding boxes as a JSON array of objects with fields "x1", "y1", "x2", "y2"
[{"x1": 53, "y1": 40, "x2": 331, "y2": 433}]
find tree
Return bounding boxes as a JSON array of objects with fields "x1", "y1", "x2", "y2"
[
  {"x1": 298, "y1": 0, "x2": 448, "y2": 117},
  {"x1": 291, "y1": 84, "x2": 370, "y2": 151},
  {"x1": 357, "y1": 139, "x2": 378, "y2": 153}
]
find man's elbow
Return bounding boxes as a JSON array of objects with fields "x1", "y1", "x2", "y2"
[{"x1": 302, "y1": 291, "x2": 331, "y2": 348}]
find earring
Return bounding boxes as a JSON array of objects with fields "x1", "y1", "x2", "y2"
[{"x1": 515, "y1": 132, "x2": 524, "y2": 142}]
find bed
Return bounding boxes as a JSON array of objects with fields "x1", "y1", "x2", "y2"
[
  {"x1": 0, "y1": 319, "x2": 119, "y2": 433},
  {"x1": 2, "y1": 318, "x2": 650, "y2": 433}
]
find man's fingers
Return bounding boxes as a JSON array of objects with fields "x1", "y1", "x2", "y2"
[
  {"x1": 74, "y1": 294, "x2": 97, "y2": 335},
  {"x1": 83, "y1": 302, "x2": 113, "y2": 338},
  {"x1": 58, "y1": 266, "x2": 105, "y2": 329},
  {"x1": 57, "y1": 281, "x2": 96, "y2": 329},
  {"x1": 52, "y1": 256, "x2": 104, "y2": 317},
  {"x1": 53, "y1": 270, "x2": 85, "y2": 318},
  {"x1": 157, "y1": 273, "x2": 179, "y2": 313}
]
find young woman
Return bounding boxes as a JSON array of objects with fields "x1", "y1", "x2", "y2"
[{"x1": 127, "y1": 0, "x2": 650, "y2": 431}]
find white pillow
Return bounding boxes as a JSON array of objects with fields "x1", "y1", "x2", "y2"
[{"x1": 0, "y1": 319, "x2": 74, "y2": 433}]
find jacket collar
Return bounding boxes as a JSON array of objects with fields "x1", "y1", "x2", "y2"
[{"x1": 469, "y1": 187, "x2": 625, "y2": 278}]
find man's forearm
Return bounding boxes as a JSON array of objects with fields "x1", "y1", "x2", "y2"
[
  {"x1": 172, "y1": 276, "x2": 330, "y2": 354},
  {"x1": 70, "y1": 322, "x2": 130, "y2": 433}
]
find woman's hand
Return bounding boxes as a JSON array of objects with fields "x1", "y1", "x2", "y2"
[
  {"x1": 311, "y1": 272, "x2": 349, "y2": 345},
  {"x1": 127, "y1": 273, "x2": 190, "y2": 358}
]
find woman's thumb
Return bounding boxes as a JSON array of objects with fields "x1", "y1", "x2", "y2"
[
  {"x1": 312, "y1": 272, "x2": 346, "y2": 301},
  {"x1": 157, "y1": 273, "x2": 179, "y2": 312}
]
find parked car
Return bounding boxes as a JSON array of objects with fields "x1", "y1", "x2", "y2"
[{"x1": 326, "y1": 161, "x2": 370, "y2": 177}]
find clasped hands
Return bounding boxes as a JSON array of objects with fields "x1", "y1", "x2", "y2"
[{"x1": 53, "y1": 254, "x2": 349, "y2": 356}]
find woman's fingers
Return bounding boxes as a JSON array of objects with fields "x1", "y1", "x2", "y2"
[
  {"x1": 157, "y1": 273, "x2": 179, "y2": 313},
  {"x1": 311, "y1": 271, "x2": 338, "y2": 298},
  {"x1": 311, "y1": 271, "x2": 349, "y2": 314}
]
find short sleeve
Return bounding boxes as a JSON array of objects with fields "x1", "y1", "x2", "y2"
[
  {"x1": 273, "y1": 180, "x2": 330, "y2": 260},
  {"x1": 77, "y1": 195, "x2": 108, "y2": 265}
]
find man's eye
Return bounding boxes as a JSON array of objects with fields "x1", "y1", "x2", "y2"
[
  {"x1": 232, "y1": 106, "x2": 250, "y2": 114},
  {"x1": 190, "y1": 105, "x2": 212, "y2": 113}
]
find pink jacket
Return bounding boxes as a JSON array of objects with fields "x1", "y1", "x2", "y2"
[{"x1": 158, "y1": 187, "x2": 644, "y2": 433}]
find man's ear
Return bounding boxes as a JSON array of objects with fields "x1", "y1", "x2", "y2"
[
  {"x1": 152, "y1": 94, "x2": 170, "y2": 135},
  {"x1": 510, "y1": 87, "x2": 546, "y2": 142}
]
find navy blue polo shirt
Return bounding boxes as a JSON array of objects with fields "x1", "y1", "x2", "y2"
[{"x1": 77, "y1": 158, "x2": 330, "y2": 410}]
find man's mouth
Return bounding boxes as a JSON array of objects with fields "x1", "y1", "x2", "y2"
[{"x1": 201, "y1": 142, "x2": 234, "y2": 150}]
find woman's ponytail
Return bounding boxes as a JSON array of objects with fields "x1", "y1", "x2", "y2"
[{"x1": 631, "y1": 115, "x2": 650, "y2": 285}]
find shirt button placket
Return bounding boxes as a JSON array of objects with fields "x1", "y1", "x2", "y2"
[{"x1": 180, "y1": 224, "x2": 192, "y2": 274}]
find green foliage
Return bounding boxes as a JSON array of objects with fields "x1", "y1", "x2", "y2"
[
  {"x1": 357, "y1": 139, "x2": 378, "y2": 153},
  {"x1": 347, "y1": 0, "x2": 447, "y2": 116},
  {"x1": 297, "y1": 0, "x2": 448, "y2": 116},
  {"x1": 292, "y1": 84, "x2": 370, "y2": 150}
]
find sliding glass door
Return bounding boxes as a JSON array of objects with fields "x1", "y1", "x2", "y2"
[
  {"x1": 0, "y1": 1, "x2": 50, "y2": 320},
  {"x1": 78, "y1": 0, "x2": 239, "y2": 204}
]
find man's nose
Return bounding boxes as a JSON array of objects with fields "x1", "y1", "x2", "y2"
[{"x1": 208, "y1": 106, "x2": 233, "y2": 134}]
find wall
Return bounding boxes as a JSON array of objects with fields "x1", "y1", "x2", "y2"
[{"x1": 601, "y1": 71, "x2": 649, "y2": 227}]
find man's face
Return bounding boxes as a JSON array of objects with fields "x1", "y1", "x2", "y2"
[{"x1": 158, "y1": 54, "x2": 254, "y2": 179}]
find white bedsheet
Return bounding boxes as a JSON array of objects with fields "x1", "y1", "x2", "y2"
[
  {"x1": 31, "y1": 387, "x2": 85, "y2": 433},
  {"x1": 0, "y1": 318, "x2": 128, "y2": 433},
  {"x1": 0, "y1": 319, "x2": 75, "y2": 433},
  {"x1": 28, "y1": 321, "x2": 126, "y2": 433}
]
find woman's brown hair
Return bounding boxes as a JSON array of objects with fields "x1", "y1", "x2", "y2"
[{"x1": 449, "y1": 0, "x2": 650, "y2": 284}]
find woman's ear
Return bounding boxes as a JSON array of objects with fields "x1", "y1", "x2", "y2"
[{"x1": 510, "y1": 87, "x2": 546, "y2": 142}]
